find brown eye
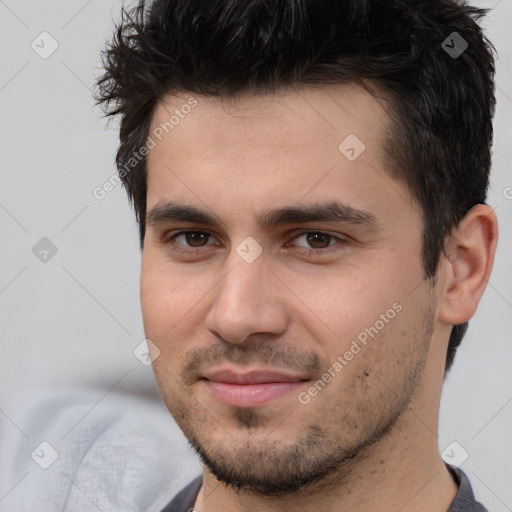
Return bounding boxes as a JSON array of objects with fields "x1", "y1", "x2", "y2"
[
  {"x1": 286, "y1": 230, "x2": 350, "y2": 258},
  {"x1": 292, "y1": 231, "x2": 338, "y2": 250},
  {"x1": 183, "y1": 231, "x2": 210, "y2": 247},
  {"x1": 169, "y1": 231, "x2": 216, "y2": 250},
  {"x1": 305, "y1": 232, "x2": 333, "y2": 249}
]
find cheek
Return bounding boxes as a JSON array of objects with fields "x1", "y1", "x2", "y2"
[
  {"x1": 300, "y1": 265, "x2": 423, "y2": 376},
  {"x1": 140, "y1": 254, "x2": 227, "y2": 379},
  {"x1": 296, "y1": 271, "x2": 395, "y2": 344},
  {"x1": 140, "y1": 256, "x2": 198, "y2": 340}
]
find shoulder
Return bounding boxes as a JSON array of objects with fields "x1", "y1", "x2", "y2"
[
  {"x1": 0, "y1": 389, "x2": 200, "y2": 512},
  {"x1": 447, "y1": 464, "x2": 488, "y2": 512},
  {"x1": 159, "y1": 476, "x2": 203, "y2": 512}
]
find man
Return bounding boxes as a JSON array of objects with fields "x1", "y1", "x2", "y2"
[{"x1": 96, "y1": 0, "x2": 498, "y2": 510}]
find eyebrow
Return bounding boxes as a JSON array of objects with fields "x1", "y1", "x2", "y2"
[{"x1": 146, "y1": 200, "x2": 379, "y2": 232}]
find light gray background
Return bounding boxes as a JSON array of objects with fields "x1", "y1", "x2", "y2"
[{"x1": 0, "y1": 0, "x2": 510, "y2": 509}]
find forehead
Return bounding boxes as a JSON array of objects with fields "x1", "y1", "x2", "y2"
[
  {"x1": 148, "y1": 83, "x2": 391, "y2": 160},
  {"x1": 145, "y1": 83, "x2": 415, "y2": 230}
]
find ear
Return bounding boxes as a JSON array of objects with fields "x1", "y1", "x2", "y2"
[{"x1": 437, "y1": 204, "x2": 498, "y2": 325}]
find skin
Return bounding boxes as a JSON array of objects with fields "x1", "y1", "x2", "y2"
[{"x1": 140, "y1": 83, "x2": 498, "y2": 512}]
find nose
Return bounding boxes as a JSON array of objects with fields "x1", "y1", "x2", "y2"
[{"x1": 204, "y1": 252, "x2": 289, "y2": 344}]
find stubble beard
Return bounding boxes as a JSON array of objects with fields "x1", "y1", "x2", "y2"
[{"x1": 156, "y1": 298, "x2": 436, "y2": 497}]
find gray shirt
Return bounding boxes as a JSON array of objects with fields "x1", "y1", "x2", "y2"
[{"x1": 160, "y1": 464, "x2": 488, "y2": 511}]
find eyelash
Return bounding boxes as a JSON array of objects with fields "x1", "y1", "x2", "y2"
[{"x1": 164, "y1": 229, "x2": 349, "y2": 257}]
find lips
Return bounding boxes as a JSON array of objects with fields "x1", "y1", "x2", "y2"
[
  {"x1": 204, "y1": 369, "x2": 306, "y2": 384},
  {"x1": 201, "y1": 368, "x2": 309, "y2": 407}
]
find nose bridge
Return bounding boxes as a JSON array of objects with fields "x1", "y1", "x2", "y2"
[{"x1": 205, "y1": 248, "x2": 288, "y2": 343}]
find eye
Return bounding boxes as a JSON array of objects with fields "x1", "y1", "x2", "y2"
[
  {"x1": 167, "y1": 230, "x2": 218, "y2": 252},
  {"x1": 291, "y1": 231, "x2": 338, "y2": 249},
  {"x1": 287, "y1": 230, "x2": 348, "y2": 256}
]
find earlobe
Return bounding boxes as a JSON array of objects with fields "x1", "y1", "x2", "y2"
[{"x1": 438, "y1": 204, "x2": 498, "y2": 325}]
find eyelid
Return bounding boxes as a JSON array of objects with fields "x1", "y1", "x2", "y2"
[{"x1": 286, "y1": 228, "x2": 347, "y2": 243}]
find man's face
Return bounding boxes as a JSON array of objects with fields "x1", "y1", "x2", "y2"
[{"x1": 141, "y1": 84, "x2": 439, "y2": 494}]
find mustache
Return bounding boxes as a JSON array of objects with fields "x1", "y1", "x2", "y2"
[{"x1": 181, "y1": 339, "x2": 324, "y2": 385}]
